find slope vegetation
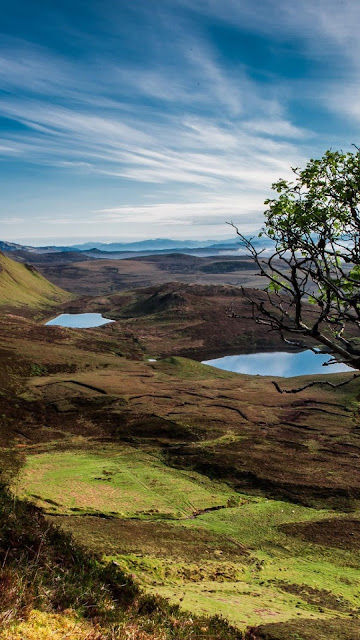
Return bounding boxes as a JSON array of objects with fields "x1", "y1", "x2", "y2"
[
  {"x1": 0, "y1": 484, "x2": 240, "y2": 640},
  {"x1": 0, "y1": 253, "x2": 72, "y2": 309},
  {"x1": 1, "y1": 310, "x2": 360, "y2": 637}
]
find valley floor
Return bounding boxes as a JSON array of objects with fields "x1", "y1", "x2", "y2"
[{"x1": 1, "y1": 295, "x2": 360, "y2": 639}]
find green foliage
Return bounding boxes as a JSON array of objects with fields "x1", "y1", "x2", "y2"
[
  {"x1": 267, "y1": 275, "x2": 287, "y2": 294},
  {"x1": 234, "y1": 147, "x2": 360, "y2": 368},
  {"x1": 29, "y1": 363, "x2": 48, "y2": 377},
  {"x1": 265, "y1": 149, "x2": 360, "y2": 236},
  {"x1": 262, "y1": 149, "x2": 360, "y2": 298}
]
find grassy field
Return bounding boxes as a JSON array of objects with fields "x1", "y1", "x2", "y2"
[
  {"x1": 108, "y1": 498, "x2": 360, "y2": 628},
  {"x1": 27, "y1": 356, "x2": 360, "y2": 510},
  {"x1": 16, "y1": 443, "x2": 360, "y2": 632},
  {"x1": 161, "y1": 501, "x2": 360, "y2": 625},
  {"x1": 16, "y1": 445, "x2": 238, "y2": 518},
  {"x1": 0, "y1": 484, "x2": 241, "y2": 640}
]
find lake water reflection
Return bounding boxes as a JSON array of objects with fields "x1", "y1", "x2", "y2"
[
  {"x1": 202, "y1": 350, "x2": 353, "y2": 377},
  {"x1": 46, "y1": 313, "x2": 114, "y2": 328}
]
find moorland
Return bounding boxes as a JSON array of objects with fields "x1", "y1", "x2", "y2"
[
  {"x1": 0, "y1": 249, "x2": 359, "y2": 640},
  {"x1": 6, "y1": 248, "x2": 268, "y2": 295}
]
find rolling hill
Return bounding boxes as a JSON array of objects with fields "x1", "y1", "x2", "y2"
[
  {"x1": 0, "y1": 252, "x2": 72, "y2": 309},
  {"x1": 14, "y1": 252, "x2": 267, "y2": 296}
]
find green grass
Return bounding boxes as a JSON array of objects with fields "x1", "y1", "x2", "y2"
[
  {"x1": 20, "y1": 443, "x2": 360, "y2": 632},
  {"x1": 16, "y1": 445, "x2": 238, "y2": 518},
  {"x1": 148, "y1": 581, "x2": 331, "y2": 628},
  {"x1": 107, "y1": 552, "x2": 332, "y2": 628},
  {"x1": 247, "y1": 618, "x2": 360, "y2": 640},
  {"x1": 0, "y1": 253, "x2": 72, "y2": 308},
  {"x1": 101, "y1": 497, "x2": 360, "y2": 629},
  {"x1": 141, "y1": 499, "x2": 359, "y2": 627},
  {"x1": 177, "y1": 499, "x2": 360, "y2": 599}
]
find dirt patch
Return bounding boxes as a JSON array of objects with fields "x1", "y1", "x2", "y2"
[
  {"x1": 281, "y1": 517, "x2": 360, "y2": 550},
  {"x1": 244, "y1": 618, "x2": 360, "y2": 640},
  {"x1": 275, "y1": 580, "x2": 354, "y2": 612},
  {"x1": 46, "y1": 516, "x2": 248, "y2": 561}
]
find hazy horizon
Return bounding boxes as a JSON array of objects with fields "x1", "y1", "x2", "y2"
[{"x1": 2, "y1": 234, "x2": 240, "y2": 247}]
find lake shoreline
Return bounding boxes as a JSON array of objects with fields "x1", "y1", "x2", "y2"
[{"x1": 201, "y1": 349, "x2": 353, "y2": 377}]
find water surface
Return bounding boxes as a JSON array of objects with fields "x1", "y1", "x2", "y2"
[
  {"x1": 202, "y1": 350, "x2": 353, "y2": 377},
  {"x1": 46, "y1": 313, "x2": 115, "y2": 328}
]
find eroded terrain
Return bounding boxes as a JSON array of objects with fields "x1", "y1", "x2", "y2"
[{"x1": 1, "y1": 292, "x2": 360, "y2": 638}]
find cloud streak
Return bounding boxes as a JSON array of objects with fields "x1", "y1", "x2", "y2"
[{"x1": 0, "y1": 0, "x2": 356, "y2": 242}]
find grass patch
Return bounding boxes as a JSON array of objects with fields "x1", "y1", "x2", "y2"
[
  {"x1": 47, "y1": 516, "x2": 248, "y2": 562},
  {"x1": 42, "y1": 479, "x2": 360, "y2": 630},
  {"x1": 245, "y1": 618, "x2": 360, "y2": 639},
  {"x1": 171, "y1": 499, "x2": 360, "y2": 621},
  {"x1": 16, "y1": 445, "x2": 238, "y2": 518},
  {"x1": 1, "y1": 610, "x2": 96, "y2": 640},
  {"x1": 148, "y1": 580, "x2": 331, "y2": 629}
]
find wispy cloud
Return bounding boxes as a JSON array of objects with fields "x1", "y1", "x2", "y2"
[
  {"x1": 0, "y1": 43, "x2": 308, "y2": 202},
  {"x1": 95, "y1": 197, "x2": 266, "y2": 233},
  {"x1": 0, "y1": 0, "x2": 353, "y2": 242},
  {"x1": 0, "y1": 217, "x2": 26, "y2": 224},
  {"x1": 176, "y1": 0, "x2": 360, "y2": 129}
]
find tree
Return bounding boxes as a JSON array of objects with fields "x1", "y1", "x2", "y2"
[{"x1": 230, "y1": 148, "x2": 360, "y2": 370}]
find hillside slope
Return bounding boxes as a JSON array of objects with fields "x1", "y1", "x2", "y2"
[
  {"x1": 0, "y1": 253, "x2": 72, "y2": 309},
  {"x1": 0, "y1": 485, "x2": 241, "y2": 640},
  {"x1": 1, "y1": 312, "x2": 360, "y2": 638},
  {"x1": 1, "y1": 300, "x2": 360, "y2": 638},
  {"x1": 65, "y1": 282, "x2": 306, "y2": 359}
]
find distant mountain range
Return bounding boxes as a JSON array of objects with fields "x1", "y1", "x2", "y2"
[
  {"x1": 69, "y1": 238, "x2": 241, "y2": 251},
  {"x1": 0, "y1": 240, "x2": 31, "y2": 252},
  {"x1": 0, "y1": 235, "x2": 273, "y2": 256}
]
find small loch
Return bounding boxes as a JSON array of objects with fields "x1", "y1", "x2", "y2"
[
  {"x1": 46, "y1": 313, "x2": 115, "y2": 328},
  {"x1": 202, "y1": 349, "x2": 353, "y2": 378}
]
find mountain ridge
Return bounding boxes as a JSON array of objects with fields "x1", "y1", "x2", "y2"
[{"x1": 0, "y1": 234, "x2": 274, "y2": 255}]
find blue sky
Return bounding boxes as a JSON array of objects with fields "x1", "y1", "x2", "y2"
[{"x1": 0, "y1": 0, "x2": 358, "y2": 245}]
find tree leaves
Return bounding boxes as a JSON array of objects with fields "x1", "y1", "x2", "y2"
[{"x1": 230, "y1": 147, "x2": 360, "y2": 369}]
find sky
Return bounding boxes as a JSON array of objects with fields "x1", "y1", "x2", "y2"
[{"x1": 0, "y1": 0, "x2": 359, "y2": 245}]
